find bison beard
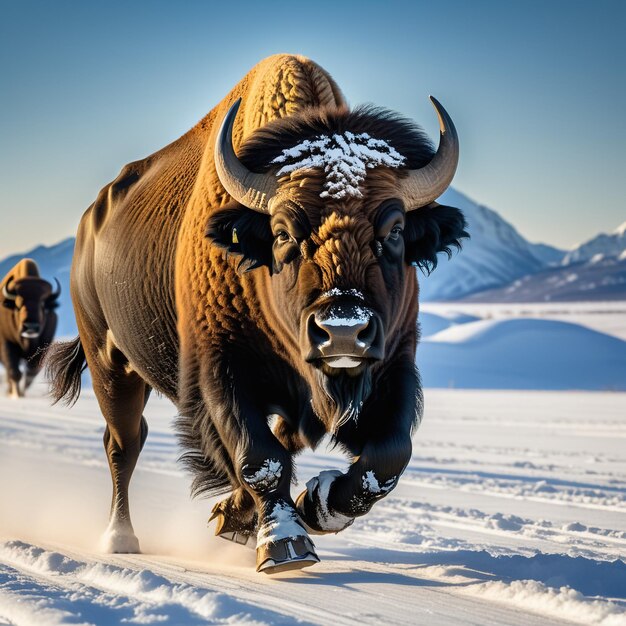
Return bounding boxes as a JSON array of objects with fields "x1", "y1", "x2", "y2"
[{"x1": 313, "y1": 368, "x2": 373, "y2": 433}]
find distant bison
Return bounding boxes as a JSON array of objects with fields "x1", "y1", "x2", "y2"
[
  {"x1": 47, "y1": 55, "x2": 467, "y2": 573},
  {"x1": 1, "y1": 259, "x2": 60, "y2": 397}
]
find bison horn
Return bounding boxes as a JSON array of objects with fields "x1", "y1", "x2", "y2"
[
  {"x1": 400, "y1": 96, "x2": 459, "y2": 211},
  {"x1": 2, "y1": 280, "x2": 17, "y2": 301},
  {"x1": 214, "y1": 98, "x2": 278, "y2": 214},
  {"x1": 50, "y1": 278, "x2": 62, "y2": 299}
]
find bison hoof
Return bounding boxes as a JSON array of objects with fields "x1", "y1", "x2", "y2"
[
  {"x1": 295, "y1": 471, "x2": 355, "y2": 534},
  {"x1": 100, "y1": 522, "x2": 140, "y2": 554},
  {"x1": 209, "y1": 501, "x2": 256, "y2": 549},
  {"x1": 256, "y1": 535, "x2": 319, "y2": 574},
  {"x1": 216, "y1": 530, "x2": 256, "y2": 549}
]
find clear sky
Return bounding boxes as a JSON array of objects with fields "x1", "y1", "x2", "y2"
[{"x1": 1, "y1": 0, "x2": 624, "y2": 256}]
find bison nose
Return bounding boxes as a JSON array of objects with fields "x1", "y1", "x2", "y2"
[
  {"x1": 21, "y1": 322, "x2": 40, "y2": 338},
  {"x1": 305, "y1": 305, "x2": 384, "y2": 367}
]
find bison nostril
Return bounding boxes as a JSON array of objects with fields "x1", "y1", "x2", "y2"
[
  {"x1": 302, "y1": 306, "x2": 384, "y2": 363},
  {"x1": 21, "y1": 322, "x2": 41, "y2": 338},
  {"x1": 308, "y1": 314, "x2": 331, "y2": 348},
  {"x1": 356, "y1": 319, "x2": 377, "y2": 348}
]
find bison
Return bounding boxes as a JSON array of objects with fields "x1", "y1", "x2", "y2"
[
  {"x1": 47, "y1": 54, "x2": 467, "y2": 573},
  {"x1": 1, "y1": 259, "x2": 60, "y2": 397}
]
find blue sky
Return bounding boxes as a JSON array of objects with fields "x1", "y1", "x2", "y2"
[{"x1": 1, "y1": 0, "x2": 624, "y2": 255}]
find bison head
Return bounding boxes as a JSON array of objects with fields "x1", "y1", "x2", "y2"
[
  {"x1": 208, "y1": 99, "x2": 467, "y2": 429},
  {"x1": 2, "y1": 276, "x2": 61, "y2": 339}
]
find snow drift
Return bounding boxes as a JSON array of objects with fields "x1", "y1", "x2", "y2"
[{"x1": 418, "y1": 318, "x2": 626, "y2": 390}]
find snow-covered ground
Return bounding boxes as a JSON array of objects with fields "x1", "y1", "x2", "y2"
[{"x1": 1, "y1": 385, "x2": 624, "y2": 625}]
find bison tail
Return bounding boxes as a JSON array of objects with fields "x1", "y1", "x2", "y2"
[{"x1": 45, "y1": 336, "x2": 87, "y2": 406}]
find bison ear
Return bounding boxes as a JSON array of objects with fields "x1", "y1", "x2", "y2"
[
  {"x1": 206, "y1": 203, "x2": 273, "y2": 272},
  {"x1": 403, "y1": 203, "x2": 469, "y2": 274}
]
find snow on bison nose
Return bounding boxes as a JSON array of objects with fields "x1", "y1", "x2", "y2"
[{"x1": 303, "y1": 303, "x2": 384, "y2": 371}]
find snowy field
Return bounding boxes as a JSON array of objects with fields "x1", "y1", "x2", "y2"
[{"x1": 1, "y1": 385, "x2": 625, "y2": 625}]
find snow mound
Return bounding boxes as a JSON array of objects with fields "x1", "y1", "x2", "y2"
[
  {"x1": 441, "y1": 311, "x2": 482, "y2": 325},
  {"x1": 419, "y1": 318, "x2": 626, "y2": 390},
  {"x1": 473, "y1": 579, "x2": 625, "y2": 626},
  {"x1": 0, "y1": 540, "x2": 269, "y2": 626},
  {"x1": 419, "y1": 311, "x2": 483, "y2": 338},
  {"x1": 419, "y1": 312, "x2": 453, "y2": 337}
]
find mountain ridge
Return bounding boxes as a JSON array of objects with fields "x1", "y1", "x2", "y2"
[{"x1": 561, "y1": 221, "x2": 626, "y2": 266}]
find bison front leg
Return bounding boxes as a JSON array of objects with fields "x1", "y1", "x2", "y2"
[
  {"x1": 201, "y1": 378, "x2": 318, "y2": 573},
  {"x1": 210, "y1": 414, "x2": 306, "y2": 545},
  {"x1": 23, "y1": 343, "x2": 47, "y2": 394},
  {"x1": 23, "y1": 367, "x2": 39, "y2": 393},
  {"x1": 241, "y1": 453, "x2": 318, "y2": 573},
  {"x1": 297, "y1": 434, "x2": 412, "y2": 534},
  {"x1": 2, "y1": 343, "x2": 23, "y2": 399},
  {"x1": 296, "y1": 364, "x2": 418, "y2": 534},
  {"x1": 232, "y1": 434, "x2": 318, "y2": 573},
  {"x1": 24, "y1": 359, "x2": 44, "y2": 394}
]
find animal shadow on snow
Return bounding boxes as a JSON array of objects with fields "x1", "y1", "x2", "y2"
[
  {"x1": 406, "y1": 464, "x2": 626, "y2": 494},
  {"x1": 283, "y1": 566, "x2": 450, "y2": 588},
  {"x1": 327, "y1": 546, "x2": 626, "y2": 599}
]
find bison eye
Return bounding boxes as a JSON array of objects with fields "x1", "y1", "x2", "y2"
[
  {"x1": 385, "y1": 225, "x2": 404, "y2": 242},
  {"x1": 275, "y1": 230, "x2": 293, "y2": 244}
]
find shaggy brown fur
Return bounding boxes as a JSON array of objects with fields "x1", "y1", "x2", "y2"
[{"x1": 46, "y1": 54, "x2": 467, "y2": 567}]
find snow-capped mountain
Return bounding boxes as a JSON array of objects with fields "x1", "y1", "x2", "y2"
[
  {"x1": 462, "y1": 220, "x2": 626, "y2": 302},
  {"x1": 561, "y1": 221, "x2": 626, "y2": 265},
  {"x1": 462, "y1": 255, "x2": 626, "y2": 302},
  {"x1": 418, "y1": 188, "x2": 564, "y2": 301}
]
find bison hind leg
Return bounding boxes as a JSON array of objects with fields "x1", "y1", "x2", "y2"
[
  {"x1": 210, "y1": 487, "x2": 257, "y2": 547},
  {"x1": 100, "y1": 517, "x2": 141, "y2": 554},
  {"x1": 99, "y1": 414, "x2": 149, "y2": 554},
  {"x1": 8, "y1": 378, "x2": 23, "y2": 399}
]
